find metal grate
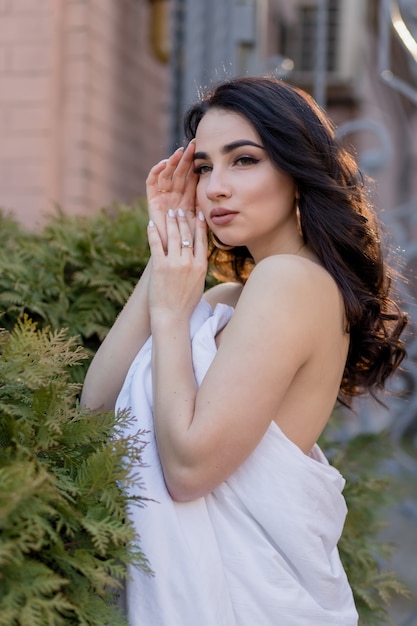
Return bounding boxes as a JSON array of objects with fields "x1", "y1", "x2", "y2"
[
  {"x1": 297, "y1": 0, "x2": 339, "y2": 74},
  {"x1": 280, "y1": 0, "x2": 365, "y2": 87}
]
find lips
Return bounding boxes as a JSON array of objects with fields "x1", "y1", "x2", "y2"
[{"x1": 209, "y1": 208, "x2": 238, "y2": 225}]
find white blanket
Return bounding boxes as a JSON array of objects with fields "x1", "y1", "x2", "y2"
[{"x1": 117, "y1": 299, "x2": 358, "y2": 625}]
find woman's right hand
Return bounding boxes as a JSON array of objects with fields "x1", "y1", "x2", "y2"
[
  {"x1": 81, "y1": 144, "x2": 198, "y2": 412},
  {"x1": 146, "y1": 141, "x2": 198, "y2": 251}
]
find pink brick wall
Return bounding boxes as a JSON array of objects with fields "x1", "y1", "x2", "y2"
[
  {"x1": 0, "y1": 0, "x2": 170, "y2": 228},
  {"x1": 0, "y1": 0, "x2": 52, "y2": 226}
]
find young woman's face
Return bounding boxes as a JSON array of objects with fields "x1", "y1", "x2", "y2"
[{"x1": 193, "y1": 108, "x2": 299, "y2": 261}]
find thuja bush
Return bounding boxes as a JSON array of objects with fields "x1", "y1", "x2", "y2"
[
  {"x1": 0, "y1": 204, "x2": 151, "y2": 383},
  {"x1": 323, "y1": 428, "x2": 410, "y2": 625},
  {"x1": 0, "y1": 317, "x2": 149, "y2": 626},
  {"x1": 0, "y1": 205, "x2": 409, "y2": 624}
]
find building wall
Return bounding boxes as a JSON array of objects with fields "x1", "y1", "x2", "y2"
[
  {"x1": 1, "y1": 0, "x2": 417, "y2": 233},
  {"x1": 0, "y1": 0, "x2": 170, "y2": 228}
]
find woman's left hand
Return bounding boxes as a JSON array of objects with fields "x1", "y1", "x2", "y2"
[{"x1": 148, "y1": 206, "x2": 208, "y2": 321}]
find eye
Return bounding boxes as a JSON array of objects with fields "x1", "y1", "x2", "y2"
[
  {"x1": 193, "y1": 164, "x2": 212, "y2": 175},
  {"x1": 234, "y1": 156, "x2": 260, "y2": 166}
]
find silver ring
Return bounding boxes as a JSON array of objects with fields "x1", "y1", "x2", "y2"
[{"x1": 181, "y1": 238, "x2": 192, "y2": 248}]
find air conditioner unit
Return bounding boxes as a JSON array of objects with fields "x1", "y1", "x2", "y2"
[{"x1": 283, "y1": 0, "x2": 366, "y2": 87}]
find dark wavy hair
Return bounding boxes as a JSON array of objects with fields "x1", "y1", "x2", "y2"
[{"x1": 184, "y1": 76, "x2": 408, "y2": 403}]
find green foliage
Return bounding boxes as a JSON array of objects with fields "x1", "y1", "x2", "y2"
[
  {"x1": 0, "y1": 317, "x2": 149, "y2": 626},
  {"x1": 322, "y1": 429, "x2": 411, "y2": 625},
  {"x1": 0, "y1": 204, "x2": 150, "y2": 383}
]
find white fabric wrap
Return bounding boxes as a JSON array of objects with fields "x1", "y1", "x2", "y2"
[{"x1": 116, "y1": 299, "x2": 359, "y2": 626}]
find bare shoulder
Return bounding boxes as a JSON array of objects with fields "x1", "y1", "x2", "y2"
[
  {"x1": 245, "y1": 254, "x2": 339, "y2": 299},
  {"x1": 236, "y1": 254, "x2": 346, "y2": 330},
  {"x1": 203, "y1": 256, "x2": 343, "y2": 322},
  {"x1": 252, "y1": 253, "x2": 332, "y2": 283},
  {"x1": 203, "y1": 281, "x2": 244, "y2": 309}
]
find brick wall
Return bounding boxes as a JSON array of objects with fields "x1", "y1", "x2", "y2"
[
  {"x1": 0, "y1": 0, "x2": 170, "y2": 228},
  {"x1": 0, "y1": 0, "x2": 52, "y2": 226}
]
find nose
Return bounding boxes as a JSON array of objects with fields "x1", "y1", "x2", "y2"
[{"x1": 205, "y1": 167, "x2": 232, "y2": 200}]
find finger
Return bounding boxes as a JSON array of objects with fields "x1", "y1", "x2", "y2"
[
  {"x1": 146, "y1": 159, "x2": 169, "y2": 199},
  {"x1": 176, "y1": 208, "x2": 194, "y2": 254},
  {"x1": 147, "y1": 220, "x2": 166, "y2": 258},
  {"x1": 165, "y1": 208, "x2": 181, "y2": 255},
  {"x1": 182, "y1": 170, "x2": 198, "y2": 216},
  {"x1": 173, "y1": 143, "x2": 197, "y2": 201},
  {"x1": 162, "y1": 141, "x2": 196, "y2": 196},
  {"x1": 194, "y1": 211, "x2": 208, "y2": 259},
  {"x1": 171, "y1": 140, "x2": 195, "y2": 184},
  {"x1": 157, "y1": 147, "x2": 184, "y2": 191},
  {"x1": 184, "y1": 205, "x2": 196, "y2": 238}
]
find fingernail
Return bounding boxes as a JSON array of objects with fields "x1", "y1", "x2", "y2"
[
  {"x1": 175, "y1": 147, "x2": 184, "y2": 153},
  {"x1": 168, "y1": 209, "x2": 175, "y2": 218},
  {"x1": 148, "y1": 219, "x2": 154, "y2": 227},
  {"x1": 198, "y1": 211, "x2": 205, "y2": 221},
  {"x1": 177, "y1": 208, "x2": 185, "y2": 217},
  {"x1": 158, "y1": 158, "x2": 168, "y2": 164}
]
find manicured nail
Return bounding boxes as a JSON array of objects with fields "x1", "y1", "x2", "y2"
[
  {"x1": 177, "y1": 208, "x2": 185, "y2": 217},
  {"x1": 198, "y1": 211, "x2": 205, "y2": 221},
  {"x1": 175, "y1": 147, "x2": 184, "y2": 153},
  {"x1": 148, "y1": 219, "x2": 154, "y2": 227},
  {"x1": 168, "y1": 208, "x2": 175, "y2": 218}
]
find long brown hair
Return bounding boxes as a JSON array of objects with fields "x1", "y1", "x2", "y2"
[{"x1": 184, "y1": 76, "x2": 408, "y2": 403}]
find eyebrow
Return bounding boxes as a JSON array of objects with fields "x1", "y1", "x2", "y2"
[{"x1": 193, "y1": 139, "x2": 265, "y2": 161}]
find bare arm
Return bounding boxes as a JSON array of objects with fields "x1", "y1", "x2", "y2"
[
  {"x1": 80, "y1": 261, "x2": 153, "y2": 411},
  {"x1": 150, "y1": 244, "x2": 348, "y2": 502}
]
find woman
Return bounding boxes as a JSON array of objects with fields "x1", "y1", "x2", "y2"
[{"x1": 81, "y1": 77, "x2": 407, "y2": 625}]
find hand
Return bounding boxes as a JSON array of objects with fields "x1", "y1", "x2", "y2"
[
  {"x1": 146, "y1": 141, "x2": 198, "y2": 251},
  {"x1": 147, "y1": 207, "x2": 208, "y2": 320}
]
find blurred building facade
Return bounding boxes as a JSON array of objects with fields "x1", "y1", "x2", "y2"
[
  {"x1": 0, "y1": 0, "x2": 169, "y2": 228},
  {"x1": 1, "y1": 1, "x2": 417, "y2": 232}
]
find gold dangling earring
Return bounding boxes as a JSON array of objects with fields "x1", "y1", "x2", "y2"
[
  {"x1": 296, "y1": 205, "x2": 304, "y2": 241},
  {"x1": 211, "y1": 231, "x2": 235, "y2": 251}
]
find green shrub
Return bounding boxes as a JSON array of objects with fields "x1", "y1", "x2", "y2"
[
  {"x1": 323, "y1": 427, "x2": 410, "y2": 625},
  {"x1": 0, "y1": 204, "x2": 150, "y2": 382},
  {"x1": 0, "y1": 316, "x2": 149, "y2": 625}
]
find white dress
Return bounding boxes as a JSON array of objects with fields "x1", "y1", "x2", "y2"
[{"x1": 116, "y1": 299, "x2": 359, "y2": 626}]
